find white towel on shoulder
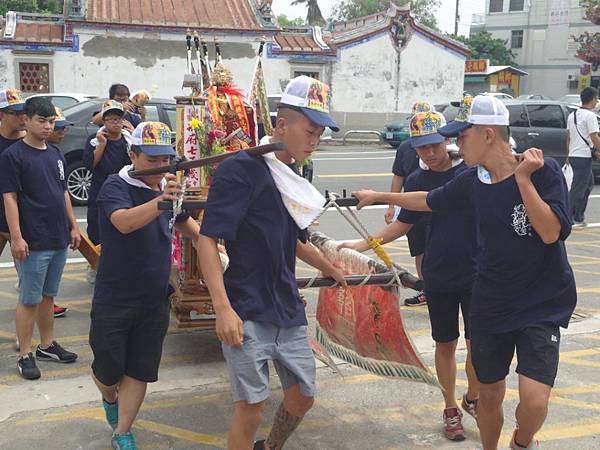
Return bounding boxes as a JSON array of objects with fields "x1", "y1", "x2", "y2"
[{"x1": 259, "y1": 136, "x2": 324, "y2": 229}]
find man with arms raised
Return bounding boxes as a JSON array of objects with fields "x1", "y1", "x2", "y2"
[{"x1": 353, "y1": 96, "x2": 576, "y2": 450}]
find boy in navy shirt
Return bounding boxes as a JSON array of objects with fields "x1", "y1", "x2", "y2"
[
  {"x1": 0, "y1": 97, "x2": 81, "y2": 380},
  {"x1": 89, "y1": 122, "x2": 200, "y2": 450},
  {"x1": 353, "y1": 96, "x2": 576, "y2": 450},
  {"x1": 198, "y1": 76, "x2": 346, "y2": 450},
  {"x1": 340, "y1": 111, "x2": 480, "y2": 442},
  {"x1": 84, "y1": 100, "x2": 132, "y2": 247},
  {"x1": 92, "y1": 84, "x2": 142, "y2": 131},
  {"x1": 46, "y1": 106, "x2": 76, "y2": 319},
  {"x1": 386, "y1": 102, "x2": 435, "y2": 307},
  {"x1": 0, "y1": 88, "x2": 27, "y2": 255},
  {"x1": 0, "y1": 88, "x2": 26, "y2": 152}
]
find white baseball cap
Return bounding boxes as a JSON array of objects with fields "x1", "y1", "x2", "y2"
[
  {"x1": 0, "y1": 88, "x2": 25, "y2": 112},
  {"x1": 439, "y1": 95, "x2": 509, "y2": 137},
  {"x1": 279, "y1": 76, "x2": 339, "y2": 131}
]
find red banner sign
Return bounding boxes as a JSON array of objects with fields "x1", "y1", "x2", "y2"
[{"x1": 465, "y1": 59, "x2": 488, "y2": 74}]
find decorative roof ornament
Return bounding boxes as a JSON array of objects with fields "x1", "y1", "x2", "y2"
[
  {"x1": 258, "y1": 0, "x2": 273, "y2": 16},
  {"x1": 312, "y1": 26, "x2": 329, "y2": 50},
  {"x1": 3, "y1": 11, "x2": 17, "y2": 40},
  {"x1": 390, "y1": 12, "x2": 412, "y2": 52}
]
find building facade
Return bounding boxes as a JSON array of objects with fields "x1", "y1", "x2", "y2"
[
  {"x1": 0, "y1": 2, "x2": 469, "y2": 133},
  {"x1": 268, "y1": 6, "x2": 470, "y2": 131},
  {"x1": 472, "y1": 0, "x2": 599, "y2": 98}
]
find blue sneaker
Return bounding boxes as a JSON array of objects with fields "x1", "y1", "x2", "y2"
[
  {"x1": 102, "y1": 399, "x2": 118, "y2": 430},
  {"x1": 111, "y1": 432, "x2": 137, "y2": 450}
]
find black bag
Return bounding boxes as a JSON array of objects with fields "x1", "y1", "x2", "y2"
[{"x1": 573, "y1": 109, "x2": 599, "y2": 160}]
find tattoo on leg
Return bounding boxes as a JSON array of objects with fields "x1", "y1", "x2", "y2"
[{"x1": 265, "y1": 403, "x2": 303, "y2": 450}]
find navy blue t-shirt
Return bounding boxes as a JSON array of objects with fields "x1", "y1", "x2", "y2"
[
  {"x1": 93, "y1": 175, "x2": 189, "y2": 308},
  {"x1": 125, "y1": 111, "x2": 141, "y2": 128},
  {"x1": 426, "y1": 158, "x2": 576, "y2": 334},
  {"x1": 0, "y1": 134, "x2": 21, "y2": 153},
  {"x1": 0, "y1": 135, "x2": 23, "y2": 232},
  {"x1": 392, "y1": 141, "x2": 419, "y2": 178},
  {"x1": 0, "y1": 141, "x2": 70, "y2": 250},
  {"x1": 200, "y1": 151, "x2": 308, "y2": 328},
  {"x1": 83, "y1": 136, "x2": 131, "y2": 202},
  {"x1": 399, "y1": 162, "x2": 479, "y2": 293}
]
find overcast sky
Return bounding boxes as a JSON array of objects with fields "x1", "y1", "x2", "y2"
[{"x1": 272, "y1": 0, "x2": 485, "y2": 36}]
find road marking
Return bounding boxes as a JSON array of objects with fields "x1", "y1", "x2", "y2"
[
  {"x1": 60, "y1": 273, "x2": 89, "y2": 283},
  {"x1": 573, "y1": 268, "x2": 600, "y2": 276},
  {"x1": 567, "y1": 252, "x2": 600, "y2": 262},
  {"x1": 135, "y1": 419, "x2": 226, "y2": 448},
  {"x1": 576, "y1": 287, "x2": 600, "y2": 293},
  {"x1": 553, "y1": 383, "x2": 600, "y2": 395},
  {"x1": 561, "y1": 357, "x2": 600, "y2": 368},
  {"x1": 560, "y1": 348, "x2": 600, "y2": 358},
  {"x1": 6, "y1": 358, "x2": 600, "y2": 446},
  {"x1": 537, "y1": 418, "x2": 600, "y2": 441}
]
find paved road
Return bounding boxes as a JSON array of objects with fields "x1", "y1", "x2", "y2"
[{"x1": 0, "y1": 143, "x2": 599, "y2": 449}]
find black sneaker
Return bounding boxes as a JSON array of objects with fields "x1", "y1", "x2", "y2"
[
  {"x1": 253, "y1": 440, "x2": 265, "y2": 450},
  {"x1": 404, "y1": 291, "x2": 427, "y2": 307},
  {"x1": 36, "y1": 341, "x2": 78, "y2": 363},
  {"x1": 17, "y1": 352, "x2": 41, "y2": 380}
]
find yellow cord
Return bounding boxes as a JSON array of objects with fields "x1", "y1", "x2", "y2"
[{"x1": 367, "y1": 236, "x2": 394, "y2": 268}]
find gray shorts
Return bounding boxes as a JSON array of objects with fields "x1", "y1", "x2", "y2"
[{"x1": 221, "y1": 320, "x2": 316, "y2": 404}]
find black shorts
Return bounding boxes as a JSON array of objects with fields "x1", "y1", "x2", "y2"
[
  {"x1": 425, "y1": 289, "x2": 471, "y2": 342},
  {"x1": 471, "y1": 322, "x2": 560, "y2": 387},
  {"x1": 406, "y1": 221, "x2": 427, "y2": 257},
  {"x1": 89, "y1": 301, "x2": 170, "y2": 386}
]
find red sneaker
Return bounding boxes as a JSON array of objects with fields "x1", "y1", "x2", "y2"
[
  {"x1": 53, "y1": 305, "x2": 68, "y2": 318},
  {"x1": 443, "y1": 407, "x2": 465, "y2": 441}
]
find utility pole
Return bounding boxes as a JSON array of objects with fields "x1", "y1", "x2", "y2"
[{"x1": 454, "y1": 0, "x2": 460, "y2": 36}]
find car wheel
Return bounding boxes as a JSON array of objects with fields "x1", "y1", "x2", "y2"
[{"x1": 66, "y1": 161, "x2": 92, "y2": 206}]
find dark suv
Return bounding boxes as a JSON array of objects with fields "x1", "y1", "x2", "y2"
[
  {"x1": 60, "y1": 98, "x2": 177, "y2": 205},
  {"x1": 504, "y1": 100, "x2": 600, "y2": 175}
]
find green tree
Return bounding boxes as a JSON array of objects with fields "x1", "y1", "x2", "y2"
[
  {"x1": 331, "y1": 0, "x2": 441, "y2": 30},
  {"x1": 455, "y1": 30, "x2": 517, "y2": 66},
  {"x1": 291, "y1": 0, "x2": 326, "y2": 26},
  {"x1": 277, "y1": 14, "x2": 307, "y2": 26},
  {"x1": 0, "y1": 0, "x2": 62, "y2": 16}
]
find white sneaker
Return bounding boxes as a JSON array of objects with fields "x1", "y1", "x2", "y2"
[{"x1": 510, "y1": 429, "x2": 541, "y2": 449}]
